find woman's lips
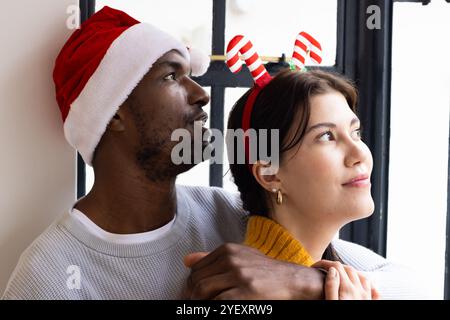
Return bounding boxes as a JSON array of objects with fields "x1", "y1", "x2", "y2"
[{"x1": 342, "y1": 175, "x2": 370, "y2": 188}]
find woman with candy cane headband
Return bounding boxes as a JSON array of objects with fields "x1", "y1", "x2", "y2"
[{"x1": 226, "y1": 33, "x2": 379, "y2": 300}]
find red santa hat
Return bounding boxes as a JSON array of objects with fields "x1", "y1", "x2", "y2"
[{"x1": 53, "y1": 6, "x2": 209, "y2": 166}]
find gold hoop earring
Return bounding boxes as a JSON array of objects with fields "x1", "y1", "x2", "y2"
[{"x1": 276, "y1": 189, "x2": 283, "y2": 205}]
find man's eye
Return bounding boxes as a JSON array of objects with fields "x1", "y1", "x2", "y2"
[
  {"x1": 163, "y1": 73, "x2": 176, "y2": 81},
  {"x1": 318, "y1": 131, "x2": 334, "y2": 142}
]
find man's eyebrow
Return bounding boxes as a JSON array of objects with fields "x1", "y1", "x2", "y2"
[
  {"x1": 153, "y1": 61, "x2": 191, "y2": 74},
  {"x1": 153, "y1": 61, "x2": 186, "y2": 71},
  {"x1": 305, "y1": 117, "x2": 360, "y2": 135}
]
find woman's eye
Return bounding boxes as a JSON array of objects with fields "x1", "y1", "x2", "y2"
[
  {"x1": 318, "y1": 131, "x2": 334, "y2": 142},
  {"x1": 163, "y1": 73, "x2": 176, "y2": 81},
  {"x1": 353, "y1": 128, "x2": 362, "y2": 139}
]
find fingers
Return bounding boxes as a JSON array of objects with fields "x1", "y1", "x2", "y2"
[
  {"x1": 324, "y1": 267, "x2": 340, "y2": 300},
  {"x1": 189, "y1": 243, "x2": 241, "y2": 272},
  {"x1": 344, "y1": 265, "x2": 361, "y2": 287},
  {"x1": 188, "y1": 255, "x2": 230, "y2": 290},
  {"x1": 185, "y1": 244, "x2": 253, "y2": 299},
  {"x1": 213, "y1": 288, "x2": 242, "y2": 300},
  {"x1": 313, "y1": 260, "x2": 376, "y2": 300},
  {"x1": 311, "y1": 259, "x2": 336, "y2": 269},
  {"x1": 213, "y1": 288, "x2": 240, "y2": 300},
  {"x1": 184, "y1": 252, "x2": 209, "y2": 268},
  {"x1": 358, "y1": 273, "x2": 373, "y2": 300},
  {"x1": 359, "y1": 273, "x2": 371, "y2": 292},
  {"x1": 189, "y1": 273, "x2": 235, "y2": 300},
  {"x1": 371, "y1": 286, "x2": 381, "y2": 300},
  {"x1": 321, "y1": 261, "x2": 352, "y2": 285}
]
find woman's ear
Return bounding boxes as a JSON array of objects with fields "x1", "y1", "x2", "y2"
[
  {"x1": 252, "y1": 160, "x2": 282, "y2": 193},
  {"x1": 107, "y1": 108, "x2": 126, "y2": 132}
]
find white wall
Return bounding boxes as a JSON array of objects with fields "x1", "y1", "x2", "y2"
[{"x1": 0, "y1": 0, "x2": 77, "y2": 293}]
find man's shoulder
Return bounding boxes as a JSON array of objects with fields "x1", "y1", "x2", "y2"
[
  {"x1": 2, "y1": 218, "x2": 77, "y2": 299},
  {"x1": 176, "y1": 184, "x2": 248, "y2": 241},
  {"x1": 176, "y1": 184, "x2": 246, "y2": 216},
  {"x1": 13, "y1": 219, "x2": 68, "y2": 262}
]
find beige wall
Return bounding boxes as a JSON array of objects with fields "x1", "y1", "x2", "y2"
[{"x1": 0, "y1": 0, "x2": 77, "y2": 293}]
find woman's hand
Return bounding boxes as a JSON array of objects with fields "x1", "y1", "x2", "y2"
[{"x1": 313, "y1": 260, "x2": 380, "y2": 300}]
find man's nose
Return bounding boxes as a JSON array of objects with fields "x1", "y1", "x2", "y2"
[{"x1": 187, "y1": 78, "x2": 210, "y2": 108}]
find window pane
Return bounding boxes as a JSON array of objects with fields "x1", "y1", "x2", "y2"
[
  {"x1": 95, "y1": 0, "x2": 213, "y2": 54},
  {"x1": 387, "y1": 1, "x2": 450, "y2": 299},
  {"x1": 177, "y1": 158, "x2": 210, "y2": 187},
  {"x1": 223, "y1": 88, "x2": 249, "y2": 193},
  {"x1": 86, "y1": 165, "x2": 94, "y2": 194},
  {"x1": 225, "y1": 0, "x2": 337, "y2": 66},
  {"x1": 177, "y1": 89, "x2": 211, "y2": 187}
]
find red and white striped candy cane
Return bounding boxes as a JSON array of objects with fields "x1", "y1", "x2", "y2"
[
  {"x1": 226, "y1": 35, "x2": 271, "y2": 87},
  {"x1": 226, "y1": 35, "x2": 272, "y2": 169},
  {"x1": 292, "y1": 31, "x2": 323, "y2": 70}
]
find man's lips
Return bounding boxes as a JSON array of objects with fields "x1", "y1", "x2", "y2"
[
  {"x1": 193, "y1": 112, "x2": 208, "y2": 126},
  {"x1": 190, "y1": 112, "x2": 210, "y2": 143},
  {"x1": 342, "y1": 174, "x2": 370, "y2": 187}
]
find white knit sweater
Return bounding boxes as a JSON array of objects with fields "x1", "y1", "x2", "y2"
[{"x1": 2, "y1": 185, "x2": 427, "y2": 299}]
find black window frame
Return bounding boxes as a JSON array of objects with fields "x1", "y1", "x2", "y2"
[
  {"x1": 79, "y1": 0, "x2": 450, "y2": 298},
  {"x1": 76, "y1": 0, "x2": 96, "y2": 199}
]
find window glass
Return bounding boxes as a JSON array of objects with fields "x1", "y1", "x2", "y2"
[
  {"x1": 387, "y1": 1, "x2": 450, "y2": 299},
  {"x1": 225, "y1": 0, "x2": 337, "y2": 66},
  {"x1": 96, "y1": 0, "x2": 213, "y2": 54}
]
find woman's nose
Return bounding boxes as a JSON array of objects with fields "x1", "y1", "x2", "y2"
[{"x1": 344, "y1": 139, "x2": 370, "y2": 168}]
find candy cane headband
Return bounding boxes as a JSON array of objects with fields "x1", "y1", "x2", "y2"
[
  {"x1": 292, "y1": 31, "x2": 323, "y2": 70},
  {"x1": 226, "y1": 32, "x2": 322, "y2": 170}
]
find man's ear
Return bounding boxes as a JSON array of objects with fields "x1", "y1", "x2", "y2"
[
  {"x1": 252, "y1": 160, "x2": 282, "y2": 193},
  {"x1": 107, "y1": 108, "x2": 126, "y2": 132}
]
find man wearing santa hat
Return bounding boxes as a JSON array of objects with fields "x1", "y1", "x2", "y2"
[{"x1": 2, "y1": 6, "x2": 424, "y2": 300}]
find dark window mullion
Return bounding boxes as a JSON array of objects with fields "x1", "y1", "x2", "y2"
[
  {"x1": 208, "y1": 0, "x2": 226, "y2": 187},
  {"x1": 209, "y1": 87, "x2": 225, "y2": 187},
  {"x1": 445, "y1": 115, "x2": 450, "y2": 299},
  {"x1": 77, "y1": 0, "x2": 96, "y2": 198},
  {"x1": 77, "y1": 153, "x2": 85, "y2": 199}
]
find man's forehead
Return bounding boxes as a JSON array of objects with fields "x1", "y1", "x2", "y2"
[{"x1": 152, "y1": 50, "x2": 189, "y2": 69}]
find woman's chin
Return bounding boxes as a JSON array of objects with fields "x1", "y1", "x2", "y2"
[
  {"x1": 346, "y1": 198, "x2": 375, "y2": 221},
  {"x1": 359, "y1": 199, "x2": 375, "y2": 219}
]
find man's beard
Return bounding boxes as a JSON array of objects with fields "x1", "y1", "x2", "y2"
[{"x1": 132, "y1": 111, "x2": 207, "y2": 183}]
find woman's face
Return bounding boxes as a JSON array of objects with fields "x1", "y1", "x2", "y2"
[{"x1": 277, "y1": 91, "x2": 374, "y2": 227}]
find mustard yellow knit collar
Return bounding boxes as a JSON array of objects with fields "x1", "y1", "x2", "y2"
[{"x1": 244, "y1": 215, "x2": 314, "y2": 267}]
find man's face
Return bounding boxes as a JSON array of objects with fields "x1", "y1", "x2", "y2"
[{"x1": 119, "y1": 50, "x2": 210, "y2": 182}]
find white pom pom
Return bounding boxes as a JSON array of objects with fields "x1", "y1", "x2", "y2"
[{"x1": 188, "y1": 47, "x2": 210, "y2": 76}]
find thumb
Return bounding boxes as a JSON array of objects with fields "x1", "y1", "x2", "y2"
[{"x1": 184, "y1": 252, "x2": 209, "y2": 268}]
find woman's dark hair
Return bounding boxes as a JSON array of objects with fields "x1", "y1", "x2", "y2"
[{"x1": 227, "y1": 69, "x2": 358, "y2": 261}]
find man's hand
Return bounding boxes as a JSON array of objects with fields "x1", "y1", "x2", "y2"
[{"x1": 183, "y1": 243, "x2": 325, "y2": 300}]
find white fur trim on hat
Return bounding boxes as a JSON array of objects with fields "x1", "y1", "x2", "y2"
[
  {"x1": 189, "y1": 47, "x2": 210, "y2": 76},
  {"x1": 64, "y1": 23, "x2": 190, "y2": 166}
]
